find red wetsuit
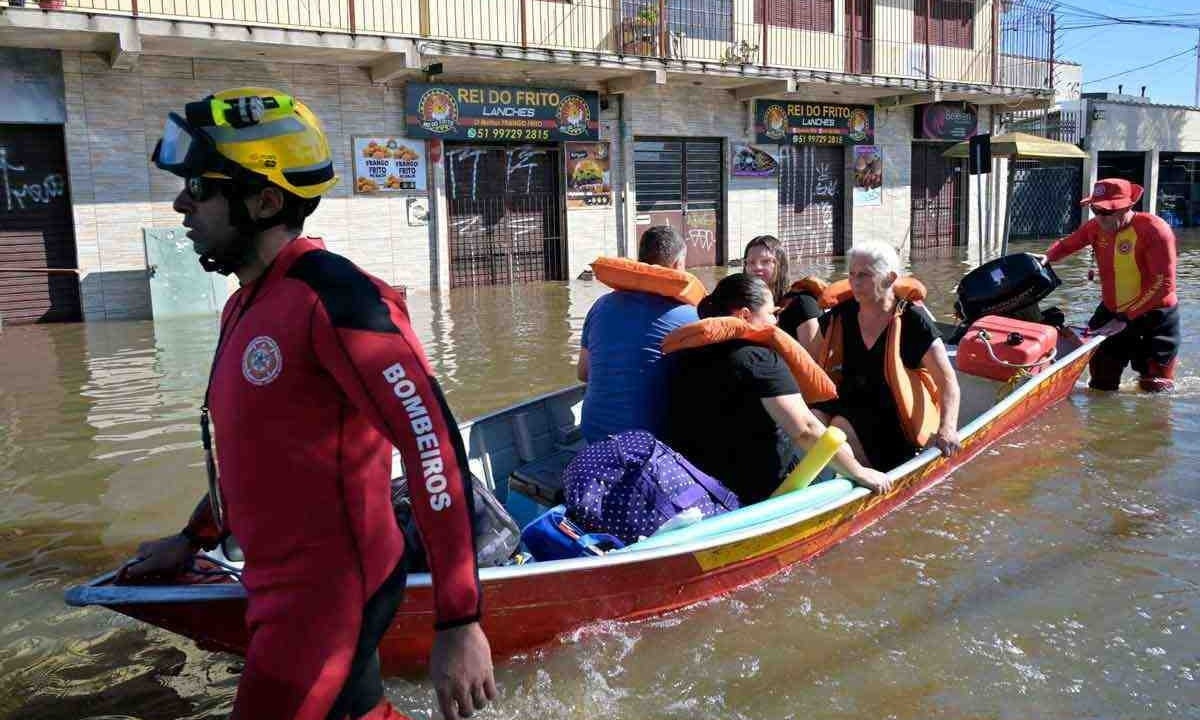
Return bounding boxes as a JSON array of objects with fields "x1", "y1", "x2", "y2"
[
  {"x1": 186, "y1": 237, "x2": 480, "y2": 719},
  {"x1": 1046, "y1": 213, "x2": 1180, "y2": 390}
]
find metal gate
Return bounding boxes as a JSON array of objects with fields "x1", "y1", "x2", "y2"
[
  {"x1": 778, "y1": 145, "x2": 845, "y2": 258},
  {"x1": 911, "y1": 142, "x2": 964, "y2": 252},
  {"x1": 633, "y1": 138, "x2": 723, "y2": 267},
  {"x1": 0, "y1": 124, "x2": 80, "y2": 324},
  {"x1": 445, "y1": 144, "x2": 564, "y2": 287},
  {"x1": 1008, "y1": 159, "x2": 1081, "y2": 240}
]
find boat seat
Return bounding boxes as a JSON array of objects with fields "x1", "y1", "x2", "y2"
[{"x1": 507, "y1": 425, "x2": 584, "y2": 506}]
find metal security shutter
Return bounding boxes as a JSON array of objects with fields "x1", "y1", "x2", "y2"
[
  {"x1": 633, "y1": 138, "x2": 723, "y2": 267},
  {"x1": 444, "y1": 144, "x2": 564, "y2": 287},
  {"x1": 0, "y1": 124, "x2": 80, "y2": 324},
  {"x1": 778, "y1": 144, "x2": 845, "y2": 258}
]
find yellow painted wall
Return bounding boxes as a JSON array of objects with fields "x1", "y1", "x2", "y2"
[
  {"x1": 873, "y1": 0, "x2": 993, "y2": 83},
  {"x1": 357, "y1": 0, "x2": 421, "y2": 35},
  {"x1": 527, "y1": 0, "x2": 617, "y2": 52}
]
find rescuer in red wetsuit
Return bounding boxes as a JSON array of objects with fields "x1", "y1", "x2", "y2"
[
  {"x1": 120, "y1": 88, "x2": 496, "y2": 720},
  {"x1": 1043, "y1": 178, "x2": 1180, "y2": 392}
]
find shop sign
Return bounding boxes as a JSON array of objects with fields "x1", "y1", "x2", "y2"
[
  {"x1": 916, "y1": 103, "x2": 978, "y2": 141},
  {"x1": 352, "y1": 136, "x2": 426, "y2": 194},
  {"x1": 405, "y1": 83, "x2": 599, "y2": 142},
  {"x1": 731, "y1": 143, "x2": 779, "y2": 177},
  {"x1": 754, "y1": 100, "x2": 874, "y2": 146},
  {"x1": 852, "y1": 145, "x2": 883, "y2": 207},
  {"x1": 565, "y1": 142, "x2": 613, "y2": 209}
]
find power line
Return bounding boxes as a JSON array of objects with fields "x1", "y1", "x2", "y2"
[{"x1": 1082, "y1": 44, "x2": 1200, "y2": 85}]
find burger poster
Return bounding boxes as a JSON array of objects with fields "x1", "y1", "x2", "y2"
[
  {"x1": 353, "y1": 137, "x2": 427, "y2": 194},
  {"x1": 565, "y1": 142, "x2": 612, "y2": 209},
  {"x1": 852, "y1": 145, "x2": 883, "y2": 207}
]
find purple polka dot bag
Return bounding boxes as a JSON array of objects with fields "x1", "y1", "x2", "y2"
[{"x1": 564, "y1": 430, "x2": 741, "y2": 544}]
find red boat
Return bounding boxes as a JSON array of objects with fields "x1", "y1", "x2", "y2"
[{"x1": 66, "y1": 323, "x2": 1102, "y2": 677}]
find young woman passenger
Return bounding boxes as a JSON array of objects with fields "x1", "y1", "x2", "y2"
[{"x1": 743, "y1": 235, "x2": 821, "y2": 348}]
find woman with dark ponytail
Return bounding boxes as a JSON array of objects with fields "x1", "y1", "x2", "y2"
[{"x1": 661, "y1": 274, "x2": 890, "y2": 503}]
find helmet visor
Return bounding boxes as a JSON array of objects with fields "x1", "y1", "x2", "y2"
[{"x1": 152, "y1": 113, "x2": 203, "y2": 176}]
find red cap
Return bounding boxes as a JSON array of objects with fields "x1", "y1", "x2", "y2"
[{"x1": 1080, "y1": 178, "x2": 1143, "y2": 211}]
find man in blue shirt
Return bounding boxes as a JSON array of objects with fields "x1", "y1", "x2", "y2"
[{"x1": 578, "y1": 226, "x2": 700, "y2": 443}]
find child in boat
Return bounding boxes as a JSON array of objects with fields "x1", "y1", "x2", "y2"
[
  {"x1": 811, "y1": 241, "x2": 962, "y2": 470},
  {"x1": 578, "y1": 226, "x2": 700, "y2": 443},
  {"x1": 661, "y1": 273, "x2": 890, "y2": 503},
  {"x1": 743, "y1": 235, "x2": 823, "y2": 348}
]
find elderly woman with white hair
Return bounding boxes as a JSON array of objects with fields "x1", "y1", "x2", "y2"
[{"x1": 809, "y1": 241, "x2": 961, "y2": 474}]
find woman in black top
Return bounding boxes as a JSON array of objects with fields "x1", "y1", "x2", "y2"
[
  {"x1": 663, "y1": 274, "x2": 890, "y2": 504},
  {"x1": 811, "y1": 241, "x2": 962, "y2": 471}
]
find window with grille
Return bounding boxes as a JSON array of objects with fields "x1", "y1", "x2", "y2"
[
  {"x1": 914, "y1": 0, "x2": 974, "y2": 49},
  {"x1": 623, "y1": 1, "x2": 733, "y2": 42},
  {"x1": 754, "y1": 0, "x2": 835, "y2": 33}
]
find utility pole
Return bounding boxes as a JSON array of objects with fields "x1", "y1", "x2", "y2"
[{"x1": 1195, "y1": 29, "x2": 1199, "y2": 107}]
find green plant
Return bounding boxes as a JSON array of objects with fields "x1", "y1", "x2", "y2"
[{"x1": 634, "y1": 5, "x2": 658, "y2": 26}]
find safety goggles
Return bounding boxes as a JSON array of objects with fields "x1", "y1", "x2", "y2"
[{"x1": 152, "y1": 113, "x2": 257, "y2": 183}]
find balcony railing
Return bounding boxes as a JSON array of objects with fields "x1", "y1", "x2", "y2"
[
  {"x1": 5, "y1": 0, "x2": 1055, "y2": 90},
  {"x1": 998, "y1": 108, "x2": 1084, "y2": 144}
]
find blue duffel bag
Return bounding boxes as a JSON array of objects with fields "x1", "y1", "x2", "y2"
[{"x1": 520, "y1": 504, "x2": 625, "y2": 561}]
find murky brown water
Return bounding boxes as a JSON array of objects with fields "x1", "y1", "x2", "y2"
[{"x1": 2, "y1": 236, "x2": 1198, "y2": 719}]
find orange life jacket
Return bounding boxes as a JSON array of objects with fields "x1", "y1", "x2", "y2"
[
  {"x1": 662, "y1": 317, "x2": 838, "y2": 404},
  {"x1": 591, "y1": 257, "x2": 707, "y2": 306},
  {"x1": 815, "y1": 278, "x2": 941, "y2": 447},
  {"x1": 777, "y1": 276, "x2": 828, "y2": 313}
]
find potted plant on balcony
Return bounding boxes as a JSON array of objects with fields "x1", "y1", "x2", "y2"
[{"x1": 623, "y1": 4, "x2": 659, "y2": 57}]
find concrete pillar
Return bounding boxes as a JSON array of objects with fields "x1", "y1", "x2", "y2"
[
  {"x1": 429, "y1": 139, "x2": 451, "y2": 291},
  {"x1": 1144, "y1": 149, "x2": 1160, "y2": 214},
  {"x1": 1083, "y1": 148, "x2": 1100, "y2": 221}
]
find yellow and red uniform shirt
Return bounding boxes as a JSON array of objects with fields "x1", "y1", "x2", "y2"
[{"x1": 1046, "y1": 212, "x2": 1177, "y2": 319}]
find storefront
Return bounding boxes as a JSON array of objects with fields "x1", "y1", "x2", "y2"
[
  {"x1": 0, "y1": 49, "x2": 80, "y2": 325},
  {"x1": 753, "y1": 99, "x2": 875, "y2": 258},
  {"x1": 404, "y1": 82, "x2": 602, "y2": 287},
  {"x1": 1096, "y1": 151, "x2": 1146, "y2": 202},
  {"x1": 910, "y1": 103, "x2": 974, "y2": 253},
  {"x1": 1156, "y1": 152, "x2": 1200, "y2": 228}
]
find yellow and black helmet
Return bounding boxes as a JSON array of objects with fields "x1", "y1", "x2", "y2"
[{"x1": 152, "y1": 87, "x2": 338, "y2": 199}]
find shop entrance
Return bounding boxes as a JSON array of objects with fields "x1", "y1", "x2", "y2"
[
  {"x1": 0, "y1": 123, "x2": 80, "y2": 324},
  {"x1": 1157, "y1": 153, "x2": 1200, "y2": 228},
  {"x1": 777, "y1": 144, "x2": 845, "y2": 258},
  {"x1": 911, "y1": 142, "x2": 965, "y2": 253},
  {"x1": 633, "y1": 137, "x2": 723, "y2": 267},
  {"x1": 1097, "y1": 151, "x2": 1145, "y2": 203},
  {"x1": 444, "y1": 143, "x2": 565, "y2": 287}
]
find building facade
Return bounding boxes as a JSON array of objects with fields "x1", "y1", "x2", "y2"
[{"x1": 0, "y1": 0, "x2": 1054, "y2": 323}]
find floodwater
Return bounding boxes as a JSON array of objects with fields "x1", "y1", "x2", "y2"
[{"x1": 1, "y1": 235, "x2": 1198, "y2": 719}]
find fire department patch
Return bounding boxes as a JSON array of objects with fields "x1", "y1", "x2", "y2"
[
  {"x1": 242, "y1": 336, "x2": 283, "y2": 386},
  {"x1": 1118, "y1": 241, "x2": 1133, "y2": 254}
]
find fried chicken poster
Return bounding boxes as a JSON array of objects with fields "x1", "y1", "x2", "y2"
[{"x1": 353, "y1": 137, "x2": 427, "y2": 194}]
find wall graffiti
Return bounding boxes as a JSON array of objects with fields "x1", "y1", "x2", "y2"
[{"x1": 1, "y1": 146, "x2": 65, "y2": 212}]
